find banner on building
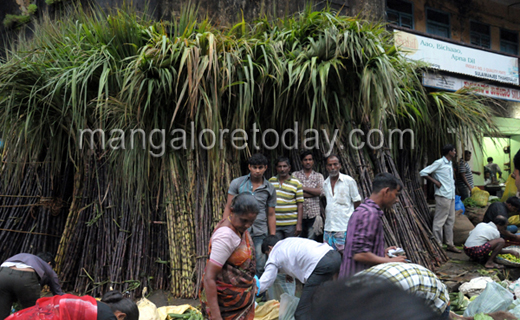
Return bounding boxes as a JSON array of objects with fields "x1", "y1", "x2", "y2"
[
  {"x1": 422, "y1": 73, "x2": 520, "y2": 102},
  {"x1": 395, "y1": 30, "x2": 519, "y2": 85}
]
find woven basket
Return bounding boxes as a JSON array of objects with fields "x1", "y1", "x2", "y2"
[{"x1": 496, "y1": 245, "x2": 520, "y2": 267}]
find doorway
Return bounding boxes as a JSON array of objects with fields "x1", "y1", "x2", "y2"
[{"x1": 482, "y1": 136, "x2": 511, "y2": 184}]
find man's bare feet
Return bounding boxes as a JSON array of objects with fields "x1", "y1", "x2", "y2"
[
  {"x1": 446, "y1": 245, "x2": 462, "y2": 253},
  {"x1": 484, "y1": 262, "x2": 504, "y2": 269}
]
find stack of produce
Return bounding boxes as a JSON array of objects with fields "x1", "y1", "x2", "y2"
[{"x1": 0, "y1": 4, "x2": 497, "y2": 298}]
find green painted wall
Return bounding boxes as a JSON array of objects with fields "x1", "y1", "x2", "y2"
[
  {"x1": 471, "y1": 117, "x2": 520, "y2": 186},
  {"x1": 483, "y1": 137, "x2": 509, "y2": 181}
]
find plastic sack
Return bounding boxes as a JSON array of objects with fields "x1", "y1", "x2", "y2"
[
  {"x1": 137, "y1": 296, "x2": 160, "y2": 320},
  {"x1": 459, "y1": 277, "x2": 494, "y2": 298},
  {"x1": 471, "y1": 187, "x2": 490, "y2": 207},
  {"x1": 455, "y1": 195, "x2": 465, "y2": 215},
  {"x1": 266, "y1": 273, "x2": 296, "y2": 301},
  {"x1": 254, "y1": 300, "x2": 280, "y2": 320},
  {"x1": 313, "y1": 215, "x2": 324, "y2": 236},
  {"x1": 509, "y1": 215, "x2": 520, "y2": 226},
  {"x1": 453, "y1": 211, "x2": 474, "y2": 245},
  {"x1": 509, "y1": 279, "x2": 520, "y2": 301},
  {"x1": 510, "y1": 305, "x2": 520, "y2": 319},
  {"x1": 463, "y1": 282, "x2": 513, "y2": 317},
  {"x1": 279, "y1": 293, "x2": 299, "y2": 320},
  {"x1": 502, "y1": 175, "x2": 519, "y2": 202},
  {"x1": 6, "y1": 295, "x2": 98, "y2": 320}
]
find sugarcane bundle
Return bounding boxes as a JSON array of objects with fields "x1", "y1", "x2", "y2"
[
  {"x1": 0, "y1": 159, "x2": 69, "y2": 263},
  {"x1": 0, "y1": 3, "x2": 499, "y2": 300},
  {"x1": 165, "y1": 154, "x2": 197, "y2": 298}
]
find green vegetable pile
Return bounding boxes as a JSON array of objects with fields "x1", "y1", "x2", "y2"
[
  {"x1": 449, "y1": 292, "x2": 469, "y2": 315},
  {"x1": 497, "y1": 253, "x2": 520, "y2": 263},
  {"x1": 474, "y1": 313, "x2": 493, "y2": 320},
  {"x1": 489, "y1": 198, "x2": 501, "y2": 204},
  {"x1": 168, "y1": 309, "x2": 204, "y2": 320},
  {"x1": 463, "y1": 197, "x2": 480, "y2": 208}
]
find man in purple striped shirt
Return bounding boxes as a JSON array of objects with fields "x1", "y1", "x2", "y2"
[{"x1": 339, "y1": 173, "x2": 407, "y2": 278}]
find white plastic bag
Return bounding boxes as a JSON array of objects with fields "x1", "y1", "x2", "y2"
[
  {"x1": 266, "y1": 273, "x2": 296, "y2": 301},
  {"x1": 463, "y1": 282, "x2": 513, "y2": 317},
  {"x1": 313, "y1": 215, "x2": 324, "y2": 236},
  {"x1": 510, "y1": 304, "x2": 520, "y2": 319},
  {"x1": 459, "y1": 277, "x2": 494, "y2": 297},
  {"x1": 137, "y1": 288, "x2": 161, "y2": 320},
  {"x1": 509, "y1": 279, "x2": 520, "y2": 299},
  {"x1": 279, "y1": 293, "x2": 299, "y2": 320}
]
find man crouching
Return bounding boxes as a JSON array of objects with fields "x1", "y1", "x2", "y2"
[
  {"x1": 464, "y1": 216, "x2": 520, "y2": 269},
  {"x1": 258, "y1": 236, "x2": 341, "y2": 320}
]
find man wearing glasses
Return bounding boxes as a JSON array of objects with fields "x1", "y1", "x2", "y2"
[{"x1": 223, "y1": 153, "x2": 277, "y2": 276}]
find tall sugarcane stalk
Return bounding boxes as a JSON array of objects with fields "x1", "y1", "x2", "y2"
[{"x1": 0, "y1": 4, "x2": 498, "y2": 299}]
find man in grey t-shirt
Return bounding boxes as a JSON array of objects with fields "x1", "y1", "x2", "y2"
[
  {"x1": 485, "y1": 157, "x2": 502, "y2": 184},
  {"x1": 223, "y1": 153, "x2": 277, "y2": 276}
]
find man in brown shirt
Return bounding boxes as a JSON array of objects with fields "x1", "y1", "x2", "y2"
[{"x1": 293, "y1": 151, "x2": 324, "y2": 240}]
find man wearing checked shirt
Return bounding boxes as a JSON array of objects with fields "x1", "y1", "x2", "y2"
[
  {"x1": 420, "y1": 144, "x2": 461, "y2": 253},
  {"x1": 356, "y1": 263, "x2": 450, "y2": 318},
  {"x1": 269, "y1": 156, "x2": 304, "y2": 239}
]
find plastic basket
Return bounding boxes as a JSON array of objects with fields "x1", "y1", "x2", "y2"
[{"x1": 496, "y1": 245, "x2": 520, "y2": 267}]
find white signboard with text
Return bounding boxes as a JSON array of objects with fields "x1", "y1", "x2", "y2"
[
  {"x1": 422, "y1": 73, "x2": 520, "y2": 102},
  {"x1": 395, "y1": 30, "x2": 519, "y2": 85}
]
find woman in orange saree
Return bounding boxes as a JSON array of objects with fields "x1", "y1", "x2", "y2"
[{"x1": 200, "y1": 194, "x2": 259, "y2": 320}]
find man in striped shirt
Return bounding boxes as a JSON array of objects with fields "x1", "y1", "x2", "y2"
[
  {"x1": 456, "y1": 150, "x2": 480, "y2": 200},
  {"x1": 269, "y1": 157, "x2": 304, "y2": 239}
]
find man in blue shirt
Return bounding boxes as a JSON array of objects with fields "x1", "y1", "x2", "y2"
[{"x1": 420, "y1": 144, "x2": 461, "y2": 253}]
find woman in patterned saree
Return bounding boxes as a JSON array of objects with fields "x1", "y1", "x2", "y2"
[{"x1": 200, "y1": 193, "x2": 259, "y2": 320}]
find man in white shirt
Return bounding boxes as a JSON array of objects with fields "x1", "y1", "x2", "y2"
[
  {"x1": 258, "y1": 236, "x2": 341, "y2": 320},
  {"x1": 463, "y1": 216, "x2": 518, "y2": 269},
  {"x1": 420, "y1": 144, "x2": 460, "y2": 253},
  {"x1": 322, "y1": 154, "x2": 361, "y2": 254}
]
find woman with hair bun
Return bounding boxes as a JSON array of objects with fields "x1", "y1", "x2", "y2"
[
  {"x1": 200, "y1": 193, "x2": 260, "y2": 320},
  {"x1": 6, "y1": 290, "x2": 138, "y2": 320}
]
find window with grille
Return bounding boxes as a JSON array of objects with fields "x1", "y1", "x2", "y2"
[
  {"x1": 426, "y1": 8, "x2": 450, "y2": 38},
  {"x1": 500, "y1": 29, "x2": 518, "y2": 55},
  {"x1": 470, "y1": 21, "x2": 490, "y2": 48},
  {"x1": 387, "y1": 0, "x2": 414, "y2": 29}
]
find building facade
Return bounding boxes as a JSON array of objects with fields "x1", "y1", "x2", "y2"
[{"x1": 381, "y1": 0, "x2": 520, "y2": 186}]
